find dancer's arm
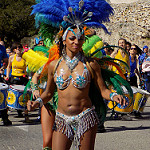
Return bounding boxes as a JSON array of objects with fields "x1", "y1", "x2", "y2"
[
  {"x1": 27, "y1": 61, "x2": 56, "y2": 111},
  {"x1": 31, "y1": 72, "x2": 40, "y2": 99},
  {"x1": 90, "y1": 59, "x2": 125, "y2": 106}
]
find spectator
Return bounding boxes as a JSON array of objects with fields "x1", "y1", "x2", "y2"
[
  {"x1": 0, "y1": 41, "x2": 5, "y2": 47},
  {"x1": 111, "y1": 38, "x2": 132, "y2": 121},
  {"x1": 0, "y1": 44, "x2": 12, "y2": 126},
  {"x1": 129, "y1": 44, "x2": 141, "y2": 87},
  {"x1": 139, "y1": 45, "x2": 149, "y2": 91},
  {"x1": 101, "y1": 42, "x2": 111, "y2": 56},
  {"x1": 5, "y1": 42, "x2": 30, "y2": 122},
  {"x1": 126, "y1": 41, "x2": 131, "y2": 53}
]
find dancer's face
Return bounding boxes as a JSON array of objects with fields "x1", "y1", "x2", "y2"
[{"x1": 63, "y1": 28, "x2": 84, "y2": 54}]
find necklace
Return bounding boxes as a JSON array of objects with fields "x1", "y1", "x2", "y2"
[{"x1": 62, "y1": 50, "x2": 83, "y2": 72}]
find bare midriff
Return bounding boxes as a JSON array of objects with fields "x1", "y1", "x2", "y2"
[{"x1": 56, "y1": 84, "x2": 92, "y2": 116}]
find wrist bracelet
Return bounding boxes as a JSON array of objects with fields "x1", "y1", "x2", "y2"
[
  {"x1": 110, "y1": 92, "x2": 118, "y2": 101},
  {"x1": 35, "y1": 97, "x2": 43, "y2": 107},
  {"x1": 127, "y1": 72, "x2": 130, "y2": 78},
  {"x1": 31, "y1": 81, "x2": 39, "y2": 92}
]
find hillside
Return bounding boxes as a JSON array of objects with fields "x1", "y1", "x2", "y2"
[{"x1": 97, "y1": 0, "x2": 150, "y2": 49}]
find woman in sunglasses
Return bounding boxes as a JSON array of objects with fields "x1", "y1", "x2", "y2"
[
  {"x1": 6, "y1": 42, "x2": 28, "y2": 85},
  {"x1": 129, "y1": 44, "x2": 141, "y2": 86},
  {"x1": 5, "y1": 42, "x2": 30, "y2": 122}
]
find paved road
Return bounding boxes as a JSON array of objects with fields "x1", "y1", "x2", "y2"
[{"x1": 0, "y1": 99, "x2": 150, "y2": 150}]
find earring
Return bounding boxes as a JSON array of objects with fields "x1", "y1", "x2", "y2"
[{"x1": 62, "y1": 44, "x2": 66, "y2": 55}]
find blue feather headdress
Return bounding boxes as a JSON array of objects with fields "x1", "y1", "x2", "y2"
[{"x1": 31, "y1": 0, "x2": 113, "y2": 36}]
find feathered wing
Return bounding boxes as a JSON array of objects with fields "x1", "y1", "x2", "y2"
[
  {"x1": 82, "y1": 35, "x2": 103, "y2": 55},
  {"x1": 33, "y1": 45, "x2": 50, "y2": 58},
  {"x1": 22, "y1": 49, "x2": 48, "y2": 73},
  {"x1": 83, "y1": 35, "x2": 133, "y2": 121},
  {"x1": 40, "y1": 44, "x2": 60, "y2": 79}
]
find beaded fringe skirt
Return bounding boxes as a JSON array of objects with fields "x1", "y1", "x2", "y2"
[{"x1": 54, "y1": 106, "x2": 99, "y2": 149}]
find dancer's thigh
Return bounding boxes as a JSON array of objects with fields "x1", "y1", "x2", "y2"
[
  {"x1": 80, "y1": 124, "x2": 97, "y2": 150},
  {"x1": 41, "y1": 104, "x2": 55, "y2": 147},
  {"x1": 52, "y1": 130, "x2": 72, "y2": 150}
]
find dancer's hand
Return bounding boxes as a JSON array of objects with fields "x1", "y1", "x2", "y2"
[
  {"x1": 27, "y1": 100, "x2": 40, "y2": 111},
  {"x1": 33, "y1": 90, "x2": 40, "y2": 99},
  {"x1": 113, "y1": 95, "x2": 127, "y2": 106}
]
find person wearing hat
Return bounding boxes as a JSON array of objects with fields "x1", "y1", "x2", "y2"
[{"x1": 139, "y1": 45, "x2": 149, "y2": 91}]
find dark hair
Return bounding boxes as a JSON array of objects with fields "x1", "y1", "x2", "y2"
[
  {"x1": 131, "y1": 44, "x2": 142, "y2": 55},
  {"x1": 58, "y1": 37, "x2": 63, "y2": 56},
  {"x1": 11, "y1": 42, "x2": 23, "y2": 51},
  {"x1": 118, "y1": 38, "x2": 127, "y2": 45},
  {"x1": 126, "y1": 41, "x2": 131, "y2": 47},
  {"x1": 103, "y1": 42, "x2": 109, "y2": 46}
]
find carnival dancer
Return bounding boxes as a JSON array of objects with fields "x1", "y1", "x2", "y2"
[
  {"x1": 28, "y1": 27, "x2": 126, "y2": 150},
  {"x1": 26, "y1": 0, "x2": 134, "y2": 149},
  {"x1": 5, "y1": 42, "x2": 30, "y2": 122}
]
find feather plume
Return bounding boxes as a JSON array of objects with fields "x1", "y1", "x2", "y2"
[
  {"x1": 40, "y1": 44, "x2": 60, "y2": 79},
  {"x1": 39, "y1": 23, "x2": 59, "y2": 42},
  {"x1": 82, "y1": 35, "x2": 102, "y2": 54},
  {"x1": 33, "y1": 45, "x2": 50, "y2": 58},
  {"x1": 99, "y1": 60, "x2": 126, "y2": 79},
  {"x1": 31, "y1": 0, "x2": 113, "y2": 33},
  {"x1": 22, "y1": 49, "x2": 48, "y2": 73},
  {"x1": 101, "y1": 69, "x2": 133, "y2": 99}
]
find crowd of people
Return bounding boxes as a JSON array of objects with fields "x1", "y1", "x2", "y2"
[{"x1": 0, "y1": 0, "x2": 150, "y2": 150}]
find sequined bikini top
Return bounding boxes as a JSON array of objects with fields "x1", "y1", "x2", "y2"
[{"x1": 54, "y1": 58, "x2": 90, "y2": 90}]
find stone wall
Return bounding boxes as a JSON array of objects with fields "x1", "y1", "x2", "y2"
[{"x1": 96, "y1": 0, "x2": 150, "y2": 49}]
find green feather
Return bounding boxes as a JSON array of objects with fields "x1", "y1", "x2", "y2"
[
  {"x1": 82, "y1": 35, "x2": 102, "y2": 54},
  {"x1": 52, "y1": 89, "x2": 58, "y2": 111},
  {"x1": 90, "y1": 45, "x2": 129, "y2": 57},
  {"x1": 39, "y1": 23, "x2": 59, "y2": 43},
  {"x1": 33, "y1": 45, "x2": 49, "y2": 58}
]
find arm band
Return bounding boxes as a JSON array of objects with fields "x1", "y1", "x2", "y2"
[
  {"x1": 30, "y1": 81, "x2": 39, "y2": 92},
  {"x1": 35, "y1": 97, "x2": 43, "y2": 107},
  {"x1": 110, "y1": 92, "x2": 119, "y2": 101}
]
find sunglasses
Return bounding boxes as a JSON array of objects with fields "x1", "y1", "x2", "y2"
[{"x1": 131, "y1": 48, "x2": 136, "y2": 50}]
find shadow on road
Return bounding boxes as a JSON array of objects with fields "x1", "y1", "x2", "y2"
[{"x1": 105, "y1": 125, "x2": 150, "y2": 133}]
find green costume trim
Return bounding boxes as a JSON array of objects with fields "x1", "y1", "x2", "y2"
[
  {"x1": 30, "y1": 81, "x2": 39, "y2": 92},
  {"x1": 43, "y1": 147, "x2": 52, "y2": 150}
]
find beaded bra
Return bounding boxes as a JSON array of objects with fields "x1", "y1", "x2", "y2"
[{"x1": 54, "y1": 57, "x2": 90, "y2": 90}]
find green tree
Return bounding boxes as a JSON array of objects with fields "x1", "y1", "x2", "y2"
[{"x1": 0, "y1": 0, "x2": 37, "y2": 45}]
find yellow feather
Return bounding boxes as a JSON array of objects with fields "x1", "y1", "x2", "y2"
[{"x1": 22, "y1": 49, "x2": 48, "y2": 72}]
